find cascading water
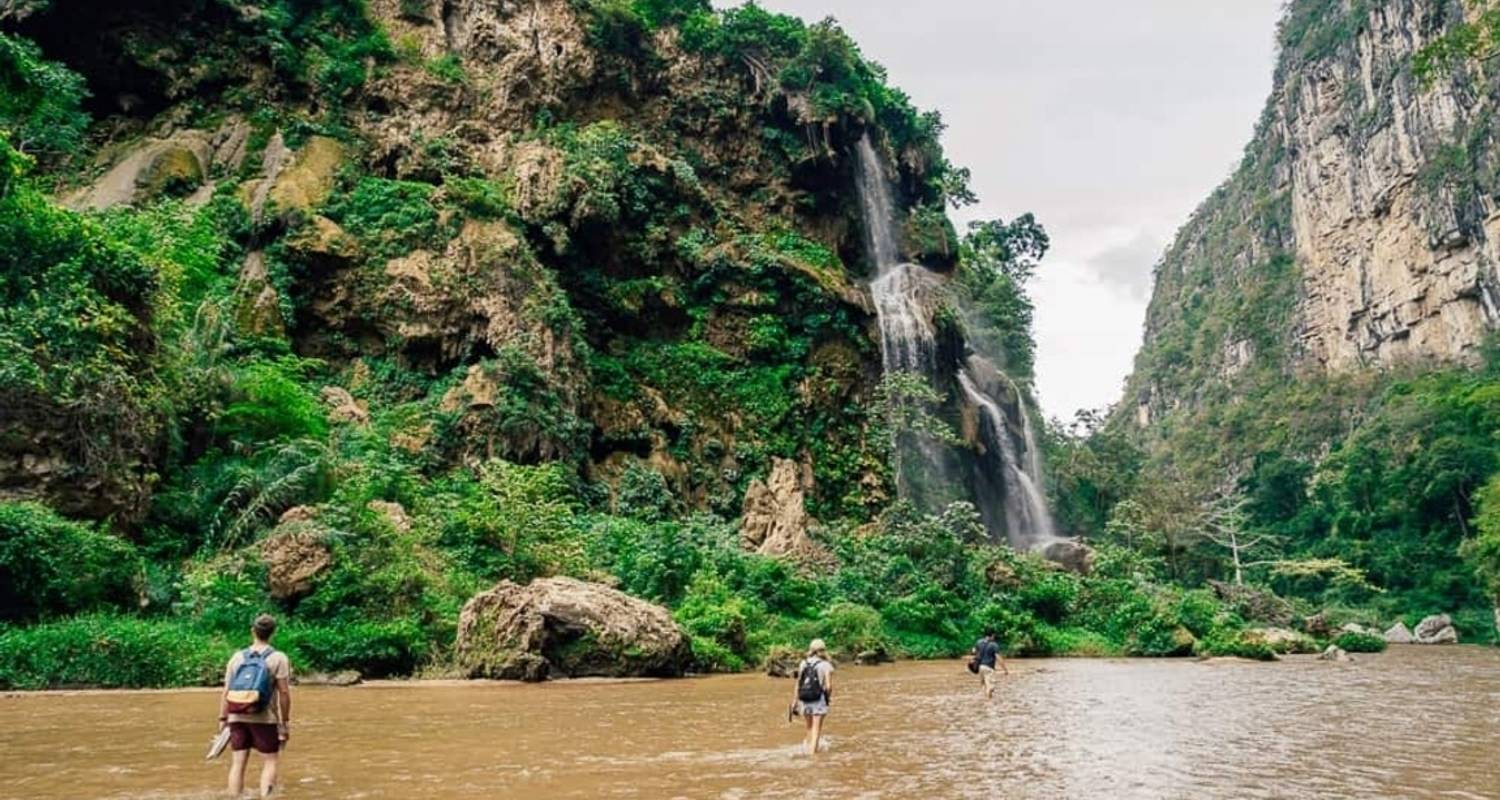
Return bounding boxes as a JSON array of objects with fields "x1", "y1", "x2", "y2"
[{"x1": 855, "y1": 134, "x2": 1060, "y2": 552}]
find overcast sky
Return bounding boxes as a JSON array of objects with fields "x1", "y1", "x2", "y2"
[{"x1": 714, "y1": 0, "x2": 1286, "y2": 421}]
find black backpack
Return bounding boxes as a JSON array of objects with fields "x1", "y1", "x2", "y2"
[{"x1": 796, "y1": 659, "x2": 825, "y2": 703}]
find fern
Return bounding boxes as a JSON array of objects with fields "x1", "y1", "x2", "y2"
[{"x1": 211, "y1": 438, "x2": 331, "y2": 550}]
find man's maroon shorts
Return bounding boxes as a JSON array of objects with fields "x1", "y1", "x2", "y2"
[{"x1": 228, "y1": 722, "x2": 281, "y2": 754}]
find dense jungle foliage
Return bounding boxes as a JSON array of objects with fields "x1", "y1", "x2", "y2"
[{"x1": 0, "y1": 0, "x2": 1493, "y2": 689}]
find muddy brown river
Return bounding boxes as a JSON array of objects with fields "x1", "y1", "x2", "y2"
[{"x1": 2, "y1": 646, "x2": 1497, "y2": 799}]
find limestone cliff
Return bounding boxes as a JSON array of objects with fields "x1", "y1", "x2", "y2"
[{"x1": 1126, "y1": 0, "x2": 1500, "y2": 430}]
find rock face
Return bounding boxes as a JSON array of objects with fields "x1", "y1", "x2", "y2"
[
  {"x1": 456, "y1": 577, "x2": 691, "y2": 681},
  {"x1": 1413, "y1": 613, "x2": 1459, "y2": 644},
  {"x1": 740, "y1": 457, "x2": 822, "y2": 559},
  {"x1": 1384, "y1": 621, "x2": 1416, "y2": 644},
  {"x1": 259, "y1": 507, "x2": 333, "y2": 601},
  {"x1": 1126, "y1": 1, "x2": 1500, "y2": 427}
]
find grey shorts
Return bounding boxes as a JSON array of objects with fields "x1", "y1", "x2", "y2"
[{"x1": 799, "y1": 698, "x2": 829, "y2": 717}]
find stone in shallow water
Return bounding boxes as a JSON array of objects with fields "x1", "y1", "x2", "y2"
[
  {"x1": 1319, "y1": 645, "x2": 1353, "y2": 663},
  {"x1": 1413, "y1": 614, "x2": 1459, "y2": 645}
]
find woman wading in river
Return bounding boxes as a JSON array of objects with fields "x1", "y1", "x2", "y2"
[{"x1": 792, "y1": 639, "x2": 834, "y2": 755}]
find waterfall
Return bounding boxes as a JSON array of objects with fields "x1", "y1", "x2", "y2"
[{"x1": 855, "y1": 134, "x2": 1060, "y2": 552}]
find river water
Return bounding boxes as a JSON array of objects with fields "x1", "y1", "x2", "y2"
[{"x1": 2, "y1": 646, "x2": 1497, "y2": 799}]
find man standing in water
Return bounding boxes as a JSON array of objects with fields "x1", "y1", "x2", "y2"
[
  {"x1": 974, "y1": 630, "x2": 1007, "y2": 701},
  {"x1": 219, "y1": 614, "x2": 292, "y2": 798},
  {"x1": 793, "y1": 639, "x2": 834, "y2": 755}
]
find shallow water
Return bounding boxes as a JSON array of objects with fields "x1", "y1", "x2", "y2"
[{"x1": 2, "y1": 646, "x2": 1497, "y2": 799}]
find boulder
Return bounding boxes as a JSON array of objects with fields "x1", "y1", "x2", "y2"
[
  {"x1": 456, "y1": 577, "x2": 691, "y2": 681},
  {"x1": 1413, "y1": 614, "x2": 1459, "y2": 645},
  {"x1": 854, "y1": 648, "x2": 892, "y2": 666},
  {"x1": 367, "y1": 500, "x2": 411, "y2": 533},
  {"x1": 1041, "y1": 539, "x2": 1094, "y2": 575},
  {"x1": 1383, "y1": 622, "x2": 1415, "y2": 645},
  {"x1": 259, "y1": 508, "x2": 333, "y2": 601},
  {"x1": 1303, "y1": 612, "x2": 1335, "y2": 638},
  {"x1": 1242, "y1": 627, "x2": 1317, "y2": 654},
  {"x1": 321, "y1": 386, "x2": 369, "y2": 425},
  {"x1": 1319, "y1": 645, "x2": 1354, "y2": 663},
  {"x1": 740, "y1": 457, "x2": 824, "y2": 560},
  {"x1": 1338, "y1": 622, "x2": 1377, "y2": 636}
]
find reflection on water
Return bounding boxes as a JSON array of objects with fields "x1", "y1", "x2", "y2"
[{"x1": 1, "y1": 646, "x2": 1497, "y2": 799}]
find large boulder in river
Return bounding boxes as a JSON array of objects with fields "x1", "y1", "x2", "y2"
[
  {"x1": 456, "y1": 577, "x2": 691, "y2": 681},
  {"x1": 1413, "y1": 614, "x2": 1459, "y2": 645},
  {"x1": 1383, "y1": 622, "x2": 1415, "y2": 644}
]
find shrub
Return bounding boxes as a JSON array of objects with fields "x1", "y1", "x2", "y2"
[
  {"x1": 0, "y1": 615, "x2": 228, "y2": 689},
  {"x1": 819, "y1": 602, "x2": 886, "y2": 657},
  {"x1": 1333, "y1": 631, "x2": 1387, "y2": 653},
  {"x1": 278, "y1": 619, "x2": 430, "y2": 677},
  {"x1": 0, "y1": 502, "x2": 142, "y2": 622}
]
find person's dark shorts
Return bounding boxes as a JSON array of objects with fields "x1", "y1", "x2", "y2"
[{"x1": 228, "y1": 722, "x2": 281, "y2": 754}]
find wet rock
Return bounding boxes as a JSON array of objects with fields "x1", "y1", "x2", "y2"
[
  {"x1": 259, "y1": 508, "x2": 333, "y2": 601},
  {"x1": 854, "y1": 648, "x2": 892, "y2": 666},
  {"x1": 1242, "y1": 627, "x2": 1317, "y2": 655},
  {"x1": 1383, "y1": 622, "x2": 1415, "y2": 645},
  {"x1": 1041, "y1": 539, "x2": 1094, "y2": 575},
  {"x1": 740, "y1": 457, "x2": 824, "y2": 561},
  {"x1": 295, "y1": 670, "x2": 363, "y2": 687},
  {"x1": 1413, "y1": 614, "x2": 1459, "y2": 645},
  {"x1": 1319, "y1": 645, "x2": 1354, "y2": 663},
  {"x1": 456, "y1": 577, "x2": 691, "y2": 681}
]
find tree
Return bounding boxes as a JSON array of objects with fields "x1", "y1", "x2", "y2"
[
  {"x1": 1202, "y1": 495, "x2": 1275, "y2": 586},
  {"x1": 1464, "y1": 474, "x2": 1500, "y2": 638},
  {"x1": 953, "y1": 214, "x2": 1049, "y2": 377},
  {"x1": 1413, "y1": 2, "x2": 1500, "y2": 83}
]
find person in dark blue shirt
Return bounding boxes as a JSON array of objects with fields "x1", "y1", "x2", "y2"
[{"x1": 973, "y1": 630, "x2": 1008, "y2": 700}]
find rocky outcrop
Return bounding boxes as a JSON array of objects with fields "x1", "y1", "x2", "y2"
[
  {"x1": 456, "y1": 577, "x2": 691, "y2": 681},
  {"x1": 65, "y1": 122, "x2": 249, "y2": 210},
  {"x1": 1126, "y1": 0, "x2": 1500, "y2": 426},
  {"x1": 259, "y1": 507, "x2": 333, "y2": 601},
  {"x1": 1413, "y1": 613, "x2": 1459, "y2": 644},
  {"x1": 1384, "y1": 621, "x2": 1416, "y2": 644},
  {"x1": 740, "y1": 457, "x2": 823, "y2": 560}
]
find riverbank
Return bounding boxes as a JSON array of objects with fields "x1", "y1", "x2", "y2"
[
  {"x1": 6, "y1": 644, "x2": 1491, "y2": 697},
  {"x1": 4, "y1": 649, "x2": 1496, "y2": 799}
]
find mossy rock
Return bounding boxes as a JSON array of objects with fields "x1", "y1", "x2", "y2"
[
  {"x1": 269, "y1": 136, "x2": 345, "y2": 215},
  {"x1": 135, "y1": 146, "x2": 204, "y2": 201}
]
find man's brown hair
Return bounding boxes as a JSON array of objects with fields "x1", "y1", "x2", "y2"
[{"x1": 252, "y1": 613, "x2": 277, "y2": 641}]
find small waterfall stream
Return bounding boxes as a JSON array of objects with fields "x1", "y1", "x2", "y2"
[{"x1": 855, "y1": 134, "x2": 1059, "y2": 552}]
